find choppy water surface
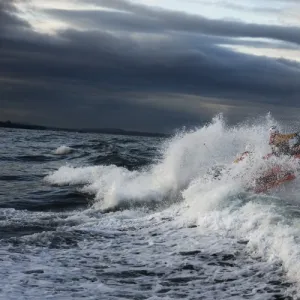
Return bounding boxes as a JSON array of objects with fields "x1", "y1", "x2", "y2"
[{"x1": 1, "y1": 115, "x2": 300, "y2": 299}]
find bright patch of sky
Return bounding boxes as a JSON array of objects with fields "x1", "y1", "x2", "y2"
[
  {"x1": 222, "y1": 45, "x2": 300, "y2": 63},
  {"x1": 134, "y1": 0, "x2": 299, "y2": 25},
  {"x1": 15, "y1": 0, "x2": 119, "y2": 33}
]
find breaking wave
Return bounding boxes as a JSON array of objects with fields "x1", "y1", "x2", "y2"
[
  {"x1": 54, "y1": 145, "x2": 73, "y2": 155},
  {"x1": 45, "y1": 113, "x2": 300, "y2": 290},
  {"x1": 45, "y1": 113, "x2": 278, "y2": 210}
]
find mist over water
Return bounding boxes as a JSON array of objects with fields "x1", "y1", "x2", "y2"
[{"x1": 2, "y1": 114, "x2": 300, "y2": 299}]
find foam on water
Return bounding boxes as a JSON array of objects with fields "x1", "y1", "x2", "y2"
[
  {"x1": 54, "y1": 145, "x2": 73, "y2": 155},
  {"x1": 45, "y1": 113, "x2": 300, "y2": 291},
  {"x1": 46, "y1": 114, "x2": 274, "y2": 208},
  {"x1": 3, "y1": 205, "x2": 291, "y2": 299}
]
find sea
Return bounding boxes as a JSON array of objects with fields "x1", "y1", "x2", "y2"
[{"x1": 1, "y1": 114, "x2": 300, "y2": 300}]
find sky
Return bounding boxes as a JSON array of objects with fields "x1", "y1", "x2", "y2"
[{"x1": 1, "y1": 0, "x2": 300, "y2": 132}]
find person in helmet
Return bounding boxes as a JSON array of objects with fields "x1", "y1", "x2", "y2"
[{"x1": 269, "y1": 125, "x2": 299, "y2": 156}]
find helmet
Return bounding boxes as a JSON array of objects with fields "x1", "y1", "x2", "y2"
[{"x1": 269, "y1": 125, "x2": 279, "y2": 135}]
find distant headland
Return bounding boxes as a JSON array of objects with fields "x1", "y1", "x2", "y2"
[{"x1": 0, "y1": 120, "x2": 170, "y2": 138}]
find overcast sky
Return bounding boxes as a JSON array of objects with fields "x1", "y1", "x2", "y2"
[{"x1": 1, "y1": 0, "x2": 300, "y2": 132}]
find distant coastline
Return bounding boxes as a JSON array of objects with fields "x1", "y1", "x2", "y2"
[{"x1": 0, "y1": 121, "x2": 170, "y2": 138}]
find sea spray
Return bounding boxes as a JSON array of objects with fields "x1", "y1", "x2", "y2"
[
  {"x1": 44, "y1": 113, "x2": 300, "y2": 292},
  {"x1": 46, "y1": 114, "x2": 282, "y2": 210}
]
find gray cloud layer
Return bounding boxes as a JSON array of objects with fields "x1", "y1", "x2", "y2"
[
  {"x1": 1, "y1": 0, "x2": 300, "y2": 132},
  {"x1": 46, "y1": 0, "x2": 300, "y2": 45}
]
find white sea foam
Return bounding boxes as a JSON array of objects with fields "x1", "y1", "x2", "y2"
[
  {"x1": 54, "y1": 145, "x2": 73, "y2": 155},
  {"x1": 45, "y1": 113, "x2": 300, "y2": 290},
  {"x1": 46, "y1": 114, "x2": 276, "y2": 208}
]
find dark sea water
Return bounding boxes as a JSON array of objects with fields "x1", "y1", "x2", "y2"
[{"x1": 1, "y1": 116, "x2": 300, "y2": 299}]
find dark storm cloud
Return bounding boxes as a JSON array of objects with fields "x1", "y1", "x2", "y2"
[
  {"x1": 1, "y1": 28, "x2": 300, "y2": 102},
  {"x1": 45, "y1": 0, "x2": 300, "y2": 45},
  {"x1": 1, "y1": 0, "x2": 300, "y2": 131},
  {"x1": 0, "y1": 0, "x2": 31, "y2": 33}
]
